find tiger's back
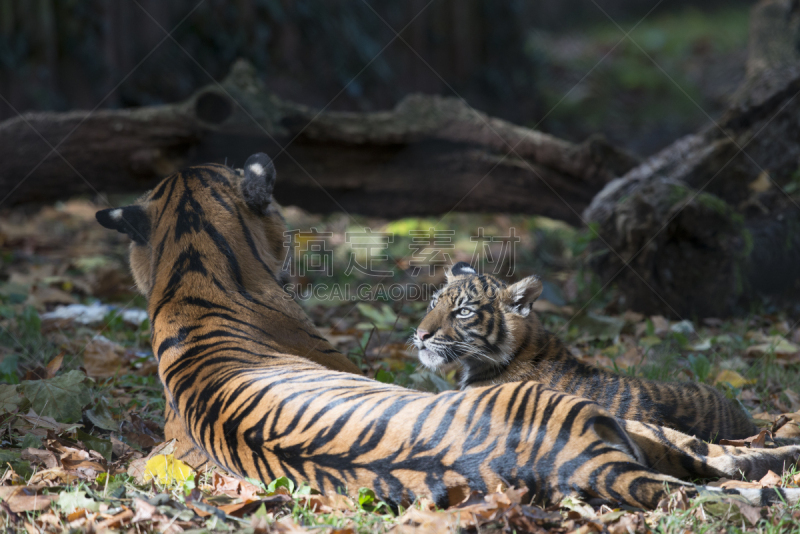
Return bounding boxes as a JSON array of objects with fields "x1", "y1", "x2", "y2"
[{"x1": 413, "y1": 262, "x2": 758, "y2": 441}]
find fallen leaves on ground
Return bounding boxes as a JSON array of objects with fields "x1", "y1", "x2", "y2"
[
  {"x1": 390, "y1": 487, "x2": 566, "y2": 534},
  {"x1": 3, "y1": 197, "x2": 800, "y2": 533}
]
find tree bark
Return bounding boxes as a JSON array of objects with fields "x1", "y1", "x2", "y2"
[
  {"x1": 584, "y1": 0, "x2": 800, "y2": 318},
  {"x1": 0, "y1": 60, "x2": 637, "y2": 225}
]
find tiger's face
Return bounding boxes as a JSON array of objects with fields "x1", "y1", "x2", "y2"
[
  {"x1": 95, "y1": 154, "x2": 288, "y2": 297},
  {"x1": 412, "y1": 262, "x2": 543, "y2": 377}
]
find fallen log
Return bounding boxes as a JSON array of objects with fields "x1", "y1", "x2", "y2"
[
  {"x1": 0, "y1": 60, "x2": 637, "y2": 224},
  {"x1": 584, "y1": 0, "x2": 800, "y2": 318}
]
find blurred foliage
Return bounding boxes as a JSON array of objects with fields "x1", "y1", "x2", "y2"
[{"x1": 529, "y1": 6, "x2": 750, "y2": 155}]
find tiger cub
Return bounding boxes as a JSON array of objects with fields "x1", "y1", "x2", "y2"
[{"x1": 413, "y1": 262, "x2": 758, "y2": 441}]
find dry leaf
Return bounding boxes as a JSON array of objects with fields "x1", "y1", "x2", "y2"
[
  {"x1": 731, "y1": 501, "x2": 764, "y2": 526},
  {"x1": 607, "y1": 513, "x2": 647, "y2": 534},
  {"x1": 186, "y1": 502, "x2": 212, "y2": 519},
  {"x1": 759, "y1": 470, "x2": 782, "y2": 488},
  {"x1": 59, "y1": 445, "x2": 106, "y2": 478},
  {"x1": 20, "y1": 448, "x2": 58, "y2": 469},
  {"x1": 120, "y1": 413, "x2": 162, "y2": 449},
  {"x1": 217, "y1": 499, "x2": 264, "y2": 518},
  {"x1": 94, "y1": 509, "x2": 133, "y2": 530},
  {"x1": 720, "y1": 429, "x2": 772, "y2": 448},
  {"x1": 299, "y1": 494, "x2": 354, "y2": 513},
  {"x1": 131, "y1": 498, "x2": 156, "y2": 523},
  {"x1": 66, "y1": 509, "x2": 86, "y2": 522},
  {"x1": 776, "y1": 420, "x2": 800, "y2": 439},
  {"x1": 28, "y1": 467, "x2": 78, "y2": 486},
  {"x1": 45, "y1": 353, "x2": 64, "y2": 379},
  {"x1": 751, "y1": 430, "x2": 770, "y2": 449},
  {"x1": 0, "y1": 488, "x2": 58, "y2": 513},
  {"x1": 718, "y1": 479, "x2": 763, "y2": 490},
  {"x1": 35, "y1": 513, "x2": 62, "y2": 527},
  {"x1": 212, "y1": 471, "x2": 263, "y2": 501},
  {"x1": 392, "y1": 505, "x2": 460, "y2": 534},
  {"x1": 110, "y1": 435, "x2": 133, "y2": 458},
  {"x1": 82, "y1": 336, "x2": 130, "y2": 378}
]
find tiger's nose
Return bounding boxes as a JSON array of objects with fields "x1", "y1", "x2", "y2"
[{"x1": 417, "y1": 329, "x2": 432, "y2": 341}]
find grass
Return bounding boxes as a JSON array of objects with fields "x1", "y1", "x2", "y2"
[{"x1": 1, "y1": 200, "x2": 799, "y2": 532}]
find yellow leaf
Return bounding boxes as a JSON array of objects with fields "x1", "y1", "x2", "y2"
[
  {"x1": 143, "y1": 454, "x2": 194, "y2": 485},
  {"x1": 715, "y1": 369, "x2": 756, "y2": 388}
]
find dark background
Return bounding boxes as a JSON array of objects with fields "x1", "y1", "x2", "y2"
[{"x1": 0, "y1": 0, "x2": 753, "y2": 157}]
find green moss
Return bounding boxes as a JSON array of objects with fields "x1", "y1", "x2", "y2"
[
  {"x1": 666, "y1": 183, "x2": 692, "y2": 206},
  {"x1": 693, "y1": 191, "x2": 732, "y2": 216}
]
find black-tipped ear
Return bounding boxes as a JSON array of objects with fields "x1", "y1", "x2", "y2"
[
  {"x1": 241, "y1": 152, "x2": 276, "y2": 213},
  {"x1": 501, "y1": 275, "x2": 543, "y2": 317},
  {"x1": 446, "y1": 261, "x2": 477, "y2": 281},
  {"x1": 96, "y1": 206, "x2": 150, "y2": 245}
]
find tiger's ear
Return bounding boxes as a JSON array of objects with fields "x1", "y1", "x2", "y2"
[
  {"x1": 501, "y1": 275, "x2": 543, "y2": 317},
  {"x1": 95, "y1": 205, "x2": 150, "y2": 245},
  {"x1": 446, "y1": 261, "x2": 477, "y2": 282},
  {"x1": 241, "y1": 152, "x2": 276, "y2": 213}
]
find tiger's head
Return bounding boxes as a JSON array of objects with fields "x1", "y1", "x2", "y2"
[
  {"x1": 95, "y1": 152, "x2": 362, "y2": 378},
  {"x1": 412, "y1": 262, "x2": 543, "y2": 386},
  {"x1": 94, "y1": 153, "x2": 288, "y2": 297}
]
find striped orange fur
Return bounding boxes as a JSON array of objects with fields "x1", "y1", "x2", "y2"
[
  {"x1": 414, "y1": 263, "x2": 757, "y2": 441},
  {"x1": 96, "y1": 154, "x2": 800, "y2": 510}
]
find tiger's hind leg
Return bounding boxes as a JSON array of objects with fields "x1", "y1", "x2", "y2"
[
  {"x1": 164, "y1": 394, "x2": 210, "y2": 469},
  {"x1": 563, "y1": 413, "x2": 799, "y2": 508},
  {"x1": 529, "y1": 395, "x2": 696, "y2": 508},
  {"x1": 620, "y1": 420, "x2": 800, "y2": 481}
]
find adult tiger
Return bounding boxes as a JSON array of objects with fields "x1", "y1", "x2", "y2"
[
  {"x1": 413, "y1": 262, "x2": 758, "y2": 441},
  {"x1": 96, "y1": 154, "x2": 800, "y2": 510}
]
